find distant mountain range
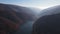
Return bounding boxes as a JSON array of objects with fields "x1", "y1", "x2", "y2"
[
  {"x1": 0, "y1": 3, "x2": 41, "y2": 23},
  {"x1": 39, "y1": 5, "x2": 60, "y2": 18}
]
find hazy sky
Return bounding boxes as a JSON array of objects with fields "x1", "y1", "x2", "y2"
[{"x1": 0, "y1": 0, "x2": 60, "y2": 9}]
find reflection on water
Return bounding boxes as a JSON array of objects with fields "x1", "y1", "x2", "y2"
[{"x1": 16, "y1": 21, "x2": 34, "y2": 34}]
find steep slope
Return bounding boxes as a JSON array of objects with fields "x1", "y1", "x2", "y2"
[{"x1": 0, "y1": 3, "x2": 41, "y2": 34}]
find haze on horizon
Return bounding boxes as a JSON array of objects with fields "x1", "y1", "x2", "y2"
[{"x1": 0, "y1": 0, "x2": 60, "y2": 9}]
